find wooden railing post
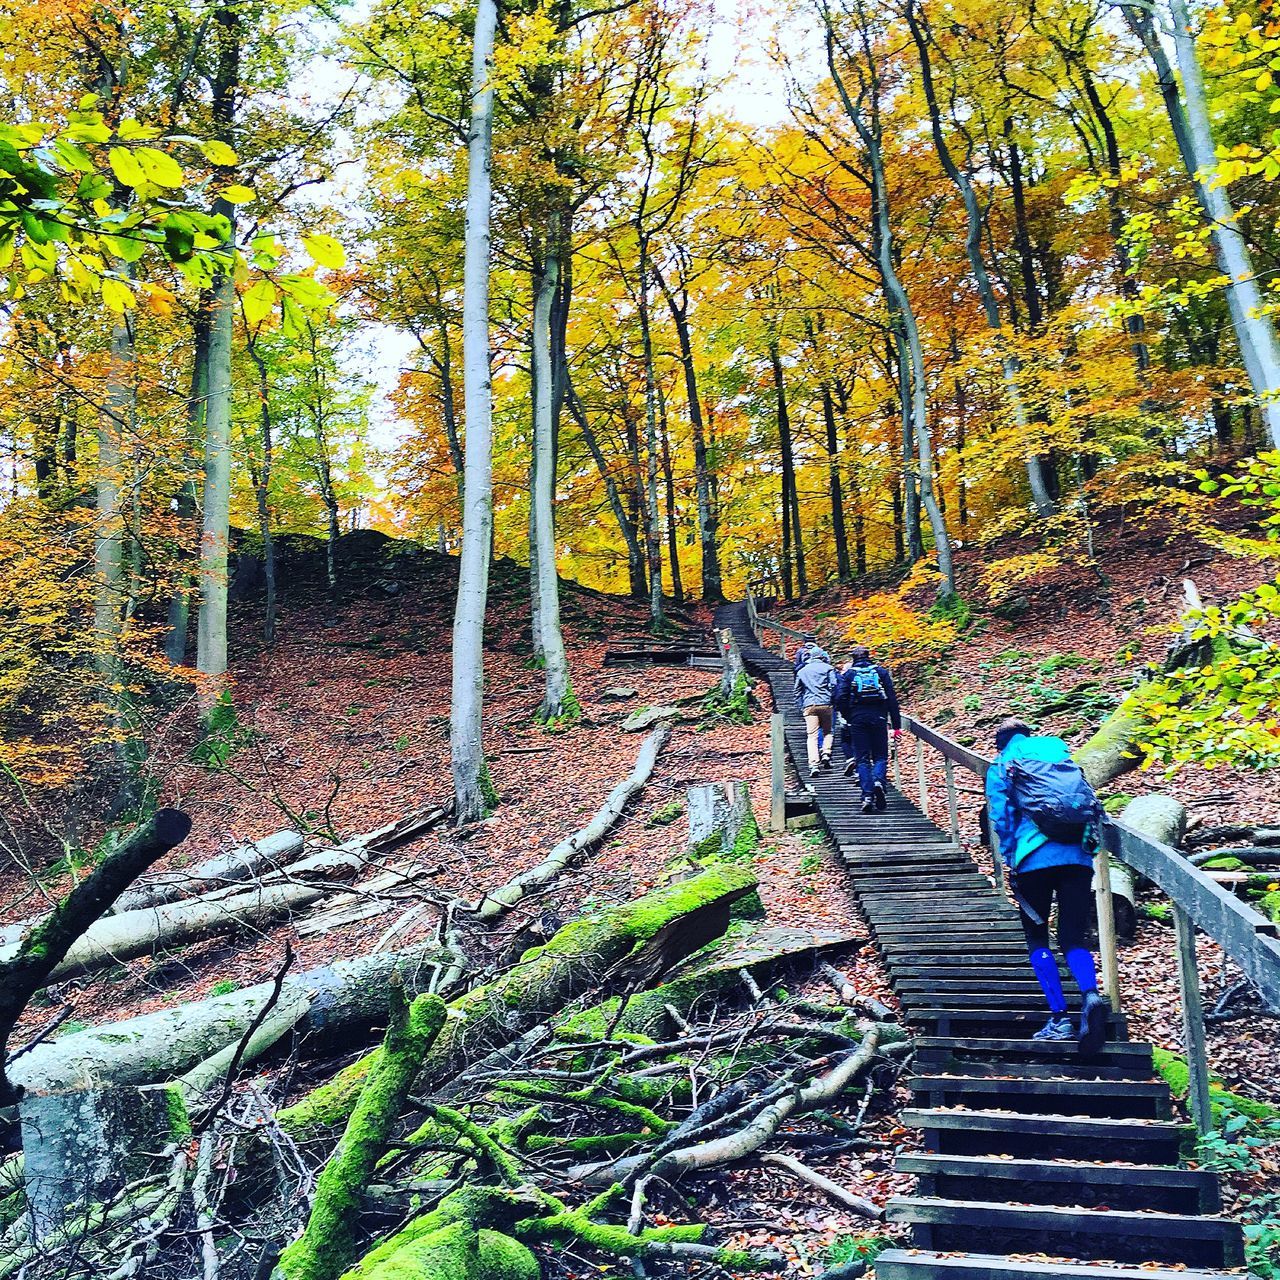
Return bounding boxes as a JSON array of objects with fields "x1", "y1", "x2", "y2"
[
  {"x1": 770, "y1": 713, "x2": 787, "y2": 834},
  {"x1": 915, "y1": 737, "x2": 929, "y2": 817},
  {"x1": 1094, "y1": 842, "x2": 1123, "y2": 1014},
  {"x1": 1173, "y1": 903, "x2": 1213, "y2": 1136},
  {"x1": 942, "y1": 756, "x2": 961, "y2": 847}
]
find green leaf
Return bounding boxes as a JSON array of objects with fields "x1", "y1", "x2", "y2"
[
  {"x1": 108, "y1": 147, "x2": 146, "y2": 188},
  {"x1": 134, "y1": 147, "x2": 184, "y2": 189},
  {"x1": 301, "y1": 232, "x2": 345, "y2": 269},
  {"x1": 220, "y1": 184, "x2": 256, "y2": 205},
  {"x1": 199, "y1": 140, "x2": 239, "y2": 166},
  {"x1": 76, "y1": 174, "x2": 113, "y2": 201},
  {"x1": 241, "y1": 278, "x2": 278, "y2": 327},
  {"x1": 117, "y1": 119, "x2": 162, "y2": 142},
  {"x1": 101, "y1": 277, "x2": 135, "y2": 313}
]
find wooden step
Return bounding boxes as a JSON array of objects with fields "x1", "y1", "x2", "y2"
[
  {"x1": 874, "y1": 1249, "x2": 1244, "y2": 1280},
  {"x1": 886, "y1": 1196, "x2": 1243, "y2": 1268},
  {"x1": 909, "y1": 1073, "x2": 1170, "y2": 1119},
  {"x1": 895, "y1": 1153, "x2": 1214, "y2": 1213},
  {"x1": 909, "y1": 1009, "x2": 1130, "y2": 1041},
  {"x1": 903, "y1": 1107, "x2": 1185, "y2": 1162},
  {"x1": 915, "y1": 1037, "x2": 1151, "y2": 1069}
]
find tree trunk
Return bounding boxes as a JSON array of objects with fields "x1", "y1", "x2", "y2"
[
  {"x1": 656, "y1": 268, "x2": 722, "y2": 600},
  {"x1": 10, "y1": 943, "x2": 450, "y2": 1100},
  {"x1": 195, "y1": 0, "x2": 241, "y2": 707},
  {"x1": 164, "y1": 309, "x2": 211, "y2": 666},
  {"x1": 637, "y1": 240, "x2": 666, "y2": 627},
  {"x1": 1119, "y1": 0, "x2": 1280, "y2": 447},
  {"x1": 532, "y1": 237, "x2": 572, "y2": 718},
  {"x1": 769, "y1": 336, "x2": 806, "y2": 595},
  {"x1": 95, "y1": 308, "x2": 136, "y2": 775},
  {"x1": 821, "y1": 380, "x2": 852, "y2": 581},
  {"x1": 0, "y1": 810, "x2": 192, "y2": 1105},
  {"x1": 567, "y1": 380, "x2": 646, "y2": 596},
  {"x1": 892, "y1": 332, "x2": 924, "y2": 562},
  {"x1": 659, "y1": 390, "x2": 684, "y2": 605},
  {"x1": 450, "y1": 0, "x2": 499, "y2": 822},
  {"x1": 907, "y1": 2, "x2": 1054, "y2": 519}
]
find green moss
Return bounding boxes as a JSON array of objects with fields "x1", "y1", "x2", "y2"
[
  {"x1": 647, "y1": 801, "x2": 684, "y2": 827},
  {"x1": 1202, "y1": 855, "x2": 1247, "y2": 871},
  {"x1": 537, "y1": 685, "x2": 583, "y2": 733},
  {"x1": 279, "y1": 1052, "x2": 380, "y2": 1144},
  {"x1": 728, "y1": 811, "x2": 761, "y2": 864},
  {"x1": 480, "y1": 760, "x2": 500, "y2": 813},
  {"x1": 162, "y1": 1084, "x2": 191, "y2": 1140},
  {"x1": 701, "y1": 672, "x2": 753, "y2": 725},
  {"x1": 729, "y1": 887, "x2": 766, "y2": 922},
  {"x1": 351, "y1": 1221, "x2": 539, "y2": 1280},
  {"x1": 278, "y1": 993, "x2": 448, "y2": 1280},
  {"x1": 1153, "y1": 1046, "x2": 1280, "y2": 1123}
]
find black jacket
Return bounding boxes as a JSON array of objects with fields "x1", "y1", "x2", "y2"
[{"x1": 835, "y1": 661, "x2": 901, "y2": 729}]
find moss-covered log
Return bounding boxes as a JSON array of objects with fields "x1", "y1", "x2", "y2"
[
  {"x1": 284, "y1": 864, "x2": 757, "y2": 1140},
  {"x1": 277, "y1": 990, "x2": 448, "y2": 1280}
]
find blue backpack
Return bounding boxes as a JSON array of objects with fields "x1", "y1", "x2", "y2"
[
  {"x1": 846, "y1": 665, "x2": 886, "y2": 704},
  {"x1": 1006, "y1": 757, "x2": 1101, "y2": 844}
]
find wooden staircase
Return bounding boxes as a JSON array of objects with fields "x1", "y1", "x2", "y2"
[{"x1": 715, "y1": 603, "x2": 1250, "y2": 1280}]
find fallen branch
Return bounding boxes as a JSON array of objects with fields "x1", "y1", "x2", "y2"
[
  {"x1": 474, "y1": 723, "x2": 672, "y2": 923},
  {"x1": 0, "y1": 808, "x2": 192, "y2": 1106},
  {"x1": 759, "y1": 1151, "x2": 883, "y2": 1219},
  {"x1": 819, "y1": 962, "x2": 895, "y2": 1022}
]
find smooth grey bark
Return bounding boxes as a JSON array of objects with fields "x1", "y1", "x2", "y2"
[
  {"x1": 245, "y1": 337, "x2": 278, "y2": 646},
  {"x1": 196, "y1": 270, "x2": 235, "y2": 696},
  {"x1": 94, "y1": 311, "x2": 133, "y2": 745},
  {"x1": 637, "y1": 241, "x2": 666, "y2": 626},
  {"x1": 658, "y1": 380, "x2": 684, "y2": 604},
  {"x1": 164, "y1": 310, "x2": 210, "y2": 666},
  {"x1": 1118, "y1": 0, "x2": 1280, "y2": 447},
  {"x1": 532, "y1": 238, "x2": 572, "y2": 718},
  {"x1": 825, "y1": 7, "x2": 955, "y2": 597},
  {"x1": 195, "y1": 0, "x2": 240, "y2": 705},
  {"x1": 905, "y1": 0, "x2": 1055, "y2": 518},
  {"x1": 450, "y1": 0, "x2": 498, "y2": 822}
]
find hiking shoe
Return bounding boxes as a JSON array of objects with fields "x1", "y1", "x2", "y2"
[
  {"x1": 843, "y1": 758, "x2": 858, "y2": 777},
  {"x1": 1079, "y1": 990, "x2": 1110, "y2": 1055},
  {"x1": 1032, "y1": 1016, "x2": 1075, "y2": 1042},
  {"x1": 860, "y1": 797, "x2": 875, "y2": 814},
  {"x1": 821, "y1": 755, "x2": 833, "y2": 770},
  {"x1": 873, "y1": 782, "x2": 887, "y2": 811},
  {"x1": 809, "y1": 766, "x2": 821, "y2": 778}
]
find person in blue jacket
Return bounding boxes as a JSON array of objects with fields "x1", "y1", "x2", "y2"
[{"x1": 985, "y1": 718, "x2": 1109, "y2": 1052}]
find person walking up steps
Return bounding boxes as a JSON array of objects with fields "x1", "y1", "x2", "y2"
[
  {"x1": 794, "y1": 646, "x2": 837, "y2": 778},
  {"x1": 837, "y1": 646, "x2": 900, "y2": 814},
  {"x1": 985, "y1": 717, "x2": 1110, "y2": 1054}
]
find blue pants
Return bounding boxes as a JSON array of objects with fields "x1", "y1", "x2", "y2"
[{"x1": 847, "y1": 718, "x2": 888, "y2": 799}]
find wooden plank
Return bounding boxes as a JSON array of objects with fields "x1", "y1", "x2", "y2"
[
  {"x1": 1107, "y1": 819, "x2": 1280, "y2": 1010},
  {"x1": 1173, "y1": 902, "x2": 1214, "y2": 1136}
]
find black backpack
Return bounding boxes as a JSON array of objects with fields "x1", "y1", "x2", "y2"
[{"x1": 1006, "y1": 756, "x2": 1102, "y2": 845}]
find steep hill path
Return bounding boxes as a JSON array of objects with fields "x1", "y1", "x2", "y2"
[{"x1": 715, "y1": 601, "x2": 1249, "y2": 1280}]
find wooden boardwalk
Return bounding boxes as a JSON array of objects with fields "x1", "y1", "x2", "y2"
[{"x1": 716, "y1": 603, "x2": 1248, "y2": 1280}]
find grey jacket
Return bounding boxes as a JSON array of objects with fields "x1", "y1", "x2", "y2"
[{"x1": 794, "y1": 657, "x2": 837, "y2": 709}]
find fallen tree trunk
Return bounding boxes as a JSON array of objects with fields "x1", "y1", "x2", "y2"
[
  {"x1": 0, "y1": 809, "x2": 192, "y2": 1106},
  {"x1": 109, "y1": 829, "x2": 305, "y2": 915},
  {"x1": 10, "y1": 944, "x2": 450, "y2": 1097},
  {"x1": 278, "y1": 863, "x2": 758, "y2": 1140},
  {"x1": 19, "y1": 842, "x2": 373, "y2": 984},
  {"x1": 475, "y1": 723, "x2": 672, "y2": 923},
  {"x1": 1109, "y1": 794, "x2": 1189, "y2": 939},
  {"x1": 277, "y1": 988, "x2": 448, "y2": 1280}
]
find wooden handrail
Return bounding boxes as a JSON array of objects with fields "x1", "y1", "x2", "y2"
[
  {"x1": 898, "y1": 712, "x2": 1280, "y2": 1007},
  {"x1": 899, "y1": 709, "x2": 1278, "y2": 1130}
]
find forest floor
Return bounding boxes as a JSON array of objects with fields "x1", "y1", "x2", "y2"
[
  {"x1": 5, "y1": 517, "x2": 1279, "y2": 1274},
  {"x1": 0, "y1": 531, "x2": 910, "y2": 1276}
]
